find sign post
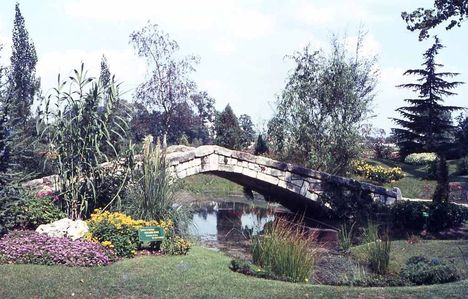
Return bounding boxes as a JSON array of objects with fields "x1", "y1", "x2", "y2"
[{"x1": 138, "y1": 226, "x2": 165, "y2": 242}]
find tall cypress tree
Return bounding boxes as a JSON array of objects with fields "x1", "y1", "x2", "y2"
[
  {"x1": 393, "y1": 37, "x2": 464, "y2": 202},
  {"x1": 8, "y1": 2, "x2": 38, "y2": 126}
]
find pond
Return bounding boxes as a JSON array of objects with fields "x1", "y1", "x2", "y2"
[{"x1": 189, "y1": 200, "x2": 340, "y2": 252}]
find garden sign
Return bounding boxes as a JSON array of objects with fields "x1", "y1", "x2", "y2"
[{"x1": 138, "y1": 226, "x2": 165, "y2": 242}]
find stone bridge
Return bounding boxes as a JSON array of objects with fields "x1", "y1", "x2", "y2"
[
  {"x1": 166, "y1": 145, "x2": 401, "y2": 213},
  {"x1": 24, "y1": 145, "x2": 401, "y2": 214}
]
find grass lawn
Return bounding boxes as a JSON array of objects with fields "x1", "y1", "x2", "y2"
[
  {"x1": 1, "y1": 241, "x2": 467, "y2": 299},
  {"x1": 367, "y1": 158, "x2": 468, "y2": 200}
]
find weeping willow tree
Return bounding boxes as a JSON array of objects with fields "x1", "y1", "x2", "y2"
[{"x1": 38, "y1": 64, "x2": 133, "y2": 220}]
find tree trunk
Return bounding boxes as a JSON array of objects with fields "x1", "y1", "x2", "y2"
[
  {"x1": 162, "y1": 132, "x2": 167, "y2": 149},
  {"x1": 432, "y1": 153, "x2": 449, "y2": 203}
]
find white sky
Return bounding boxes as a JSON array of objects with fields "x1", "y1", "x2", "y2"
[{"x1": 0, "y1": 0, "x2": 467, "y2": 133}]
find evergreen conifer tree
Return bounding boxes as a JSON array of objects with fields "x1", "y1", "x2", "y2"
[
  {"x1": 393, "y1": 37, "x2": 464, "y2": 202},
  {"x1": 8, "y1": 2, "x2": 38, "y2": 126},
  {"x1": 254, "y1": 134, "x2": 269, "y2": 155},
  {"x1": 214, "y1": 104, "x2": 242, "y2": 149}
]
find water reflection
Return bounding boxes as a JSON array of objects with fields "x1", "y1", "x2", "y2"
[
  {"x1": 189, "y1": 201, "x2": 340, "y2": 249},
  {"x1": 189, "y1": 201, "x2": 277, "y2": 243}
]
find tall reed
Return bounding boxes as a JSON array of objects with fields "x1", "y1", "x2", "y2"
[
  {"x1": 251, "y1": 217, "x2": 319, "y2": 282},
  {"x1": 364, "y1": 222, "x2": 391, "y2": 275}
]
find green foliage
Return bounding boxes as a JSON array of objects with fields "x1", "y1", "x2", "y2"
[
  {"x1": 268, "y1": 32, "x2": 377, "y2": 175},
  {"x1": 393, "y1": 37, "x2": 463, "y2": 202},
  {"x1": 402, "y1": 1, "x2": 467, "y2": 40},
  {"x1": 404, "y1": 153, "x2": 438, "y2": 165},
  {"x1": 251, "y1": 218, "x2": 318, "y2": 283},
  {"x1": 427, "y1": 203, "x2": 468, "y2": 232},
  {"x1": 38, "y1": 64, "x2": 132, "y2": 220},
  {"x1": 400, "y1": 256, "x2": 460, "y2": 285},
  {"x1": 214, "y1": 104, "x2": 243, "y2": 149},
  {"x1": 456, "y1": 156, "x2": 468, "y2": 175},
  {"x1": 363, "y1": 223, "x2": 391, "y2": 275},
  {"x1": 239, "y1": 114, "x2": 255, "y2": 148},
  {"x1": 130, "y1": 22, "x2": 198, "y2": 147},
  {"x1": 2, "y1": 192, "x2": 64, "y2": 231},
  {"x1": 8, "y1": 2, "x2": 39, "y2": 126},
  {"x1": 391, "y1": 201, "x2": 428, "y2": 231},
  {"x1": 390, "y1": 201, "x2": 468, "y2": 232},
  {"x1": 338, "y1": 222, "x2": 355, "y2": 252},
  {"x1": 86, "y1": 220, "x2": 137, "y2": 258},
  {"x1": 160, "y1": 233, "x2": 191, "y2": 255},
  {"x1": 254, "y1": 134, "x2": 269, "y2": 155},
  {"x1": 124, "y1": 136, "x2": 174, "y2": 221},
  {"x1": 178, "y1": 133, "x2": 189, "y2": 146}
]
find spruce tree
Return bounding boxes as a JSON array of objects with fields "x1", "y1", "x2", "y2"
[
  {"x1": 254, "y1": 134, "x2": 269, "y2": 155},
  {"x1": 214, "y1": 104, "x2": 242, "y2": 149},
  {"x1": 8, "y1": 2, "x2": 38, "y2": 126},
  {"x1": 393, "y1": 37, "x2": 464, "y2": 202}
]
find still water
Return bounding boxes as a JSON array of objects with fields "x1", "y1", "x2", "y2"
[{"x1": 189, "y1": 200, "x2": 339, "y2": 248}]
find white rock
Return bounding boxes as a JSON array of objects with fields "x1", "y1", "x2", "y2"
[{"x1": 36, "y1": 218, "x2": 89, "y2": 240}]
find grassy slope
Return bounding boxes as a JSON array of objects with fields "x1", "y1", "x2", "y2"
[
  {"x1": 1, "y1": 242, "x2": 467, "y2": 299},
  {"x1": 368, "y1": 158, "x2": 468, "y2": 199}
]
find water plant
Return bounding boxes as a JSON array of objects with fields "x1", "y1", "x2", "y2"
[
  {"x1": 338, "y1": 222, "x2": 355, "y2": 252},
  {"x1": 251, "y1": 218, "x2": 319, "y2": 283}
]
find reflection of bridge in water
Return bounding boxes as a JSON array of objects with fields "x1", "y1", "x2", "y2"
[{"x1": 168, "y1": 145, "x2": 401, "y2": 214}]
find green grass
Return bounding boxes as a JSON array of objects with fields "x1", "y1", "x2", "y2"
[
  {"x1": 367, "y1": 158, "x2": 468, "y2": 199},
  {"x1": 178, "y1": 174, "x2": 243, "y2": 198},
  {"x1": 1, "y1": 242, "x2": 468, "y2": 298},
  {"x1": 352, "y1": 239, "x2": 468, "y2": 278}
]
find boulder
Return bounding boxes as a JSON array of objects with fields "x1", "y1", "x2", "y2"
[{"x1": 36, "y1": 218, "x2": 89, "y2": 240}]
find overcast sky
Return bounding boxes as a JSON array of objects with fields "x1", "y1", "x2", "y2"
[{"x1": 0, "y1": 0, "x2": 466, "y2": 133}]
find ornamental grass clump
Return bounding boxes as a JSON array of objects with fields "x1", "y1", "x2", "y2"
[
  {"x1": 364, "y1": 223, "x2": 391, "y2": 275},
  {"x1": 251, "y1": 218, "x2": 319, "y2": 283},
  {"x1": 0, "y1": 230, "x2": 114, "y2": 266}
]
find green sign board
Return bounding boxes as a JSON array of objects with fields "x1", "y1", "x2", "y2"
[{"x1": 138, "y1": 226, "x2": 165, "y2": 242}]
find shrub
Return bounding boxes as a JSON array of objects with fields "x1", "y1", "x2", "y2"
[
  {"x1": 404, "y1": 152, "x2": 437, "y2": 165},
  {"x1": 86, "y1": 209, "x2": 173, "y2": 257},
  {"x1": 0, "y1": 230, "x2": 114, "y2": 266},
  {"x1": 351, "y1": 160, "x2": 404, "y2": 183},
  {"x1": 390, "y1": 201, "x2": 468, "y2": 232},
  {"x1": 251, "y1": 218, "x2": 318, "y2": 283},
  {"x1": 400, "y1": 256, "x2": 460, "y2": 285},
  {"x1": 2, "y1": 191, "x2": 65, "y2": 231},
  {"x1": 161, "y1": 235, "x2": 191, "y2": 255},
  {"x1": 363, "y1": 223, "x2": 391, "y2": 275},
  {"x1": 427, "y1": 203, "x2": 468, "y2": 232},
  {"x1": 391, "y1": 201, "x2": 428, "y2": 231},
  {"x1": 456, "y1": 156, "x2": 468, "y2": 175}
]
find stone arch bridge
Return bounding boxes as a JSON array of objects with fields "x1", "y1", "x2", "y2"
[
  {"x1": 24, "y1": 145, "x2": 401, "y2": 214},
  {"x1": 166, "y1": 145, "x2": 400, "y2": 213}
]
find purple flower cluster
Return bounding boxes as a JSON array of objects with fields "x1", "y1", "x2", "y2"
[{"x1": 0, "y1": 230, "x2": 115, "y2": 267}]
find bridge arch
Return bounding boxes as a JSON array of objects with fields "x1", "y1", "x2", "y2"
[{"x1": 167, "y1": 145, "x2": 400, "y2": 213}]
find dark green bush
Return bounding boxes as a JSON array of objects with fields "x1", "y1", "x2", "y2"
[
  {"x1": 400, "y1": 256, "x2": 460, "y2": 285},
  {"x1": 391, "y1": 201, "x2": 428, "y2": 231},
  {"x1": 456, "y1": 156, "x2": 468, "y2": 175},
  {"x1": 427, "y1": 203, "x2": 467, "y2": 232},
  {"x1": 390, "y1": 201, "x2": 468, "y2": 232}
]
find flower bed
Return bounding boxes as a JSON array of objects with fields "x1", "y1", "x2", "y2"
[
  {"x1": 351, "y1": 160, "x2": 404, "y2": 183},
  {"x1": 0, "y1": 230, "x2": 114, "y2": 266},
  {"x1": 404, "y1": 153, "x2": 437, "y2": 165}
]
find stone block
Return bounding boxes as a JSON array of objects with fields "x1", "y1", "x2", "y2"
[
  {"x1": 201, "y1": 154, "x2": 219, "y2": 171},
  {"x1": 194, "y1": 145, "x2": 215, "y2": 157},
  {"x1": 257, "y1": 172, "x2": 279, "y2": 185},
  {"x1": 214, "y1": 146, "x2": 232, "y2": 157},
  {"x1": 242, "y1": 167, "x2": 258, "y2": 178}
]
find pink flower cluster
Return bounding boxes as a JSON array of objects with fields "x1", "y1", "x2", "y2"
[
  {"x1": 0, "y1": 231, "x2": 115, "y2": 267},
  {"x1": 36, "y1": 190, "x2": 60, "y2": 202}
]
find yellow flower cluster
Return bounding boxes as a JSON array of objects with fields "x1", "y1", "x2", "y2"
[
  {"x1": 172, "y1": 236, "x2": 191, "y2": 254},
  {"x1": 101, "y1": 240, "x2": 114, "y2": 248},
  {"x1": 87, "y1": 209, "x2": 173, "y2": 232},
  {"x1": 352, "y1": 160, "x2": 404, "y2": 184}
]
